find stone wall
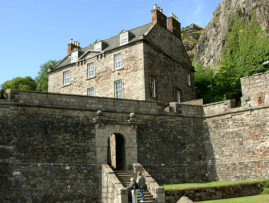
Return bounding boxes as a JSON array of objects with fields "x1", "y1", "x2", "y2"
[
  {"x1": 0, "y1": 97, "x2": 98, "y2": 202},
  {"x1": 241, "y1": 71, "x2": 269, "y2": 108},
  {"x1": 0, "y1": 72, "x2": 268, "y2": 202},
  {"x1": 165, "y1": 182, "x2": 263, "y2": 202},
  {"x1": 144, "y1": 24, "x2": 196, "y2": 103},
  {"x1": 48, "y1": 42, "x2": 146, "y2": 101}
]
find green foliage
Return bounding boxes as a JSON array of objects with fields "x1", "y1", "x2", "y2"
[
  {"x1": 35, "y1": 60, "x2": 58, "y2": 92},
  {"x1": 194, "y1": 11, "x2": 269, "y2": 104},
  {"x1": 262, "y1": 180, "x2": 269, "y2": 194},
  {"x1": 1, "y1": 76, "x2": 37, "y2": 91},
  {"x1": 194, "y1": 62, "x2": 216, "y2": 103},
  {"x1": 217, "y1": 12, "x2": 269, "y2": 102}
]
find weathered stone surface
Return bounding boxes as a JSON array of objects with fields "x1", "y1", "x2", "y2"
[
  {"x1": 177, "y1": 196, "x2": 193, "y2": 203},
  {"x1": 195, "y1": 0, "x2": 269, "y2": 67},
  {"x1": 166, "y1": 182, "x2": 262, "y2": 202},
  {"x1": 0, "y1": 71, "x2": 268, "y2": 202}
]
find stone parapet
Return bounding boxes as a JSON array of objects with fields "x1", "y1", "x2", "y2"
[
  {"x1": 102, "y1": 165, "x2": 128, "y2": 203},
  {"x1": 203, "y1": 99, "x2": 236, "y2": 116},
  {"x1": 133, "y1": 163, "x2": 165, "y2": 203}
]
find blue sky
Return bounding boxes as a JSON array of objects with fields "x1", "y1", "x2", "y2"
[{"x1": 0, "y1": 0, "x2": 221, "y2": 86}]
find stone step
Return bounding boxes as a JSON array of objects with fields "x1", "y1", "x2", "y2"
[{"x1": 114, "y1": 170, "x2": 157, "y2": 202}]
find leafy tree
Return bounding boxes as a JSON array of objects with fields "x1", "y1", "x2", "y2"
[
  {"x1": 35, "y1": 60, "x2": 59, "y2": 92},
  {"x1": 194, "y1": 62, "x2": 216, "y2": 103},
  {"x1": 216, "y1": 11, "x2": 269, "y2": 102},
  {"x1": 1, "y1": 76, "x2": 37, "y2": 91}
]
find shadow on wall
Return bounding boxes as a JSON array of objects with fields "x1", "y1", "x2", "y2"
[{"x1": 203, "y1": 120, "x2": 217, "y2": 182}]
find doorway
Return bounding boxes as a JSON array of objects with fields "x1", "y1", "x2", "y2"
[{"x1": 107, "y1": 133, "x2": 126, "y2": 170}]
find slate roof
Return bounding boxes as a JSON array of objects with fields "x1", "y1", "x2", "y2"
[{"x1": 52, "y1": 23, "x2": 153, "y2": 71}]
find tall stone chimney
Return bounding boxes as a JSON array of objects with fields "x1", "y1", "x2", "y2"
[
  {"x1": 168, "y1": 13, "x2": 181, "y2": 39},
  {"x1": 151, "y1": 4, "x2": 167, "y2": 29},
  {"x1": 68, "y1": 38, "x2": 80, "y2": 55}
]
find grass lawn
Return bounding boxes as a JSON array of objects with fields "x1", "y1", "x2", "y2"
[
  {"x1": 198, "y1": 194, "x2": 269, "y2": 202},
  {"x1": 162, "y1": 180, "x2": 261, "y2": 190}
]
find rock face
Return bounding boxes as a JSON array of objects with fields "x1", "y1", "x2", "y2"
[
  {"x1": 194, "y1": 0, "x2": 269, "y2": 67},
  {"x1": 181, "y1": 24, "x2": 203, "y2": 62}
]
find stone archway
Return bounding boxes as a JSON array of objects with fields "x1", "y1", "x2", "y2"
[{"x1": 95, "y1": 122, "x2": 138, "y2": 170}]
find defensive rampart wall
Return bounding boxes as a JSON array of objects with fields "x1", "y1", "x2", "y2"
[{"x1": 0, "y1": 71, "x2": 268, "y2": 202}]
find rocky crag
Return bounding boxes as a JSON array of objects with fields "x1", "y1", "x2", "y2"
[
  {"x1": 181, "y1": 24, "x2": 203, "y2": 62},
  {"x1": 194, "y1": 0, "x2": 269, "y2": 68}
]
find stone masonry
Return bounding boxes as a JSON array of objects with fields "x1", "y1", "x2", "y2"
[
  {"x1": 0, "y1": 71, "x2": 268, "y2": 202},
  {"x1": 48, "y1": 6, "x2": 195, "y2": 104}
]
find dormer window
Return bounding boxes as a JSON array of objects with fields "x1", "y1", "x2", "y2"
[
  {"x1": 120, "y1": 32, "x2": 129, "y2": 46},
  {"x1": 94, "y1": 40, "x2": 102, "y2": 51},
  {"x1": 71, "y1": 50, "x2": 78, "y2": 63}
]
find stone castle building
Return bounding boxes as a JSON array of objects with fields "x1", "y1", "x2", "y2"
[
  {"x1": 0, "y1": 5, "x2": 268, "y2": 203},
  {"x1": 48, "y1": 5, "x2": 195, "y2": 103}
]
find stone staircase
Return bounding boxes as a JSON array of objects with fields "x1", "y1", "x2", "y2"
[{"x1": 114, "y1": 170, "x2": 157, "y2": 203}]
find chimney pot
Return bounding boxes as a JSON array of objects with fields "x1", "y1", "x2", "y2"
[
  {"x1": 151, "y1": 5, "x2": 167, "y2": 29},
  {"x1": 70, "y1": 38, "x2": 73, "y2": 44},
  {"x1": 78, "y1": 42, "x2": 80, "y2": 47}
]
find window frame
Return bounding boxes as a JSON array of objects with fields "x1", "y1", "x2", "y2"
[
  {"x1": 150, "y1": 77, "x2": 156, "y2": 98},
  {"x1": 87, "y1": 62, "x2": 95, "y2": 78},
  {"x1": 114, "y1": 53, "x2": 122, "y2": 70},
  {"x1": 87, "y1": 87, "x2": 94, "y2": 96},
  {"x1": 176, "y1": 89, "x2": 181, "y2": 103},
  {"x1": 120, "y1": 32, "x2": 129, "y2": 46},
  {"x1": 115, "y1": 79, "x2": 123, "y2": 98},
  {"x1": 63, "y1": 70, "x2": 70, "y2": 86},
  {"x1": 187, "y1": 73, "x2": 191, "y2": 86}
]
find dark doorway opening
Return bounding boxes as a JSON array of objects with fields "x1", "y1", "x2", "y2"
[{"x1": 107, "y1": 133, "x2": 126, "y2": 170}]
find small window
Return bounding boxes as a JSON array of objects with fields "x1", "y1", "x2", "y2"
[
  {"x1": 114, "y1": 53, "x2": 122, "y2": 70},
  {"x1": 94, "y1": 41, "x2": 102, "y2": 51},
  {"x1": 115, "y1": 80, "x2": 122, "y2": 98},
  {"x1": 63, "y1": 70, "x2": 70, "y2": 86},
  {"x1": 87, "y1": 63, "x2": 95, "y2": 78},
  {"x1": 71, "y1": 51, "x2": 78, "y2": 63},
  {"x1": 120, "y1": 32, "x2": 128, "y2": 46},
  {"x1": 87, "y1": 87, "x2": 94, "y2": 96},
  {"x1": 150, "y1": 77, "x2": 156, "y2": 98},
  {"x1": 176, "y1": 90, "x2": 181, "y2": 103},
  {"x1": 187, "y1": 74, "x2": 191, "y2": 86}
]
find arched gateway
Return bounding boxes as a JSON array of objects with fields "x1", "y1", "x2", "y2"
[{"x1": 94, "y1": 111, "x2": 138, "y2": 170}]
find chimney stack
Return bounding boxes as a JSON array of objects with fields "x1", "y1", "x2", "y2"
[
  {"x1": 168, "y1": 13, "x2": 181, "y2": 39},
  {"x1": 151, "y1": 4, "x2": 167, "y2": 29},
  {"x1": 68, "y1": 38, "x2": 80, "y2": 55}
]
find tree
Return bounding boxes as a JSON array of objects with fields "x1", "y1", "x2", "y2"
[
  {"x1": 1, "y1": 76, "x2": 37, "y2": 91},
  {"x1": 35, "y1": 60, "x2": 59, "y2": 92}
]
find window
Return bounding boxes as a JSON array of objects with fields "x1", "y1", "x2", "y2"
[
  {"x1": 71, "y1": 51, "x2": 78, "y2": 63},
  {"x1": 187, "y1": 74, "x2": 191, "y2": 86},
  {"x1": 120, "y1": 32, "x2": 128, "y2": 45},
  {"x1": 114, "y1": 53, "x2": 122, "y2": 70},
  {"x1": 87, "y1": 87, "x2": 94, "y2": 96},
  {"x1": 115, "y1": 80, "x2": 122, "y2": 98},
  {"x1": 87, "y1": 63, "x2": 95, "y2": 78},
  {"x1": 150, "y1": 77, "x2": 156, "y2": 98},
  {"x1": 94, "y1": 41, "x2": 102, "y2": 51},
  {"x1": 176, "y1": 90, "x2": 181, "y2": 103},
  {"x1": 63, "y1": 70, "x2": 70, "y2": 86}
]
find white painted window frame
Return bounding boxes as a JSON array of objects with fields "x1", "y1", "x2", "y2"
[
  {"x1": 87, "y1": 87, "x2": 94, "y2": 96},
  {"x1": 114, "y1": 53, "x2": 122, "y2": 70},
  {"x1": 115, "y1": 80, "x2": 123, "y2": 98},
  {"x1": 120, "y1": 32, "x2": 128, "y2": 46},
  {"x1": 87, "y1": 62, "x2": 95, "y2": 78},
  {"x1": 63, "y1": 70, "x2": 70, "y2": 86}
]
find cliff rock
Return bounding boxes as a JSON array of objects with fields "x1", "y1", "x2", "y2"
[
  {"x1": 181, "y1": 24, "x2": 203, "y2": 62},
  {"x1": 194, "y1": 0, "x2": 269, "y2": 68}
]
